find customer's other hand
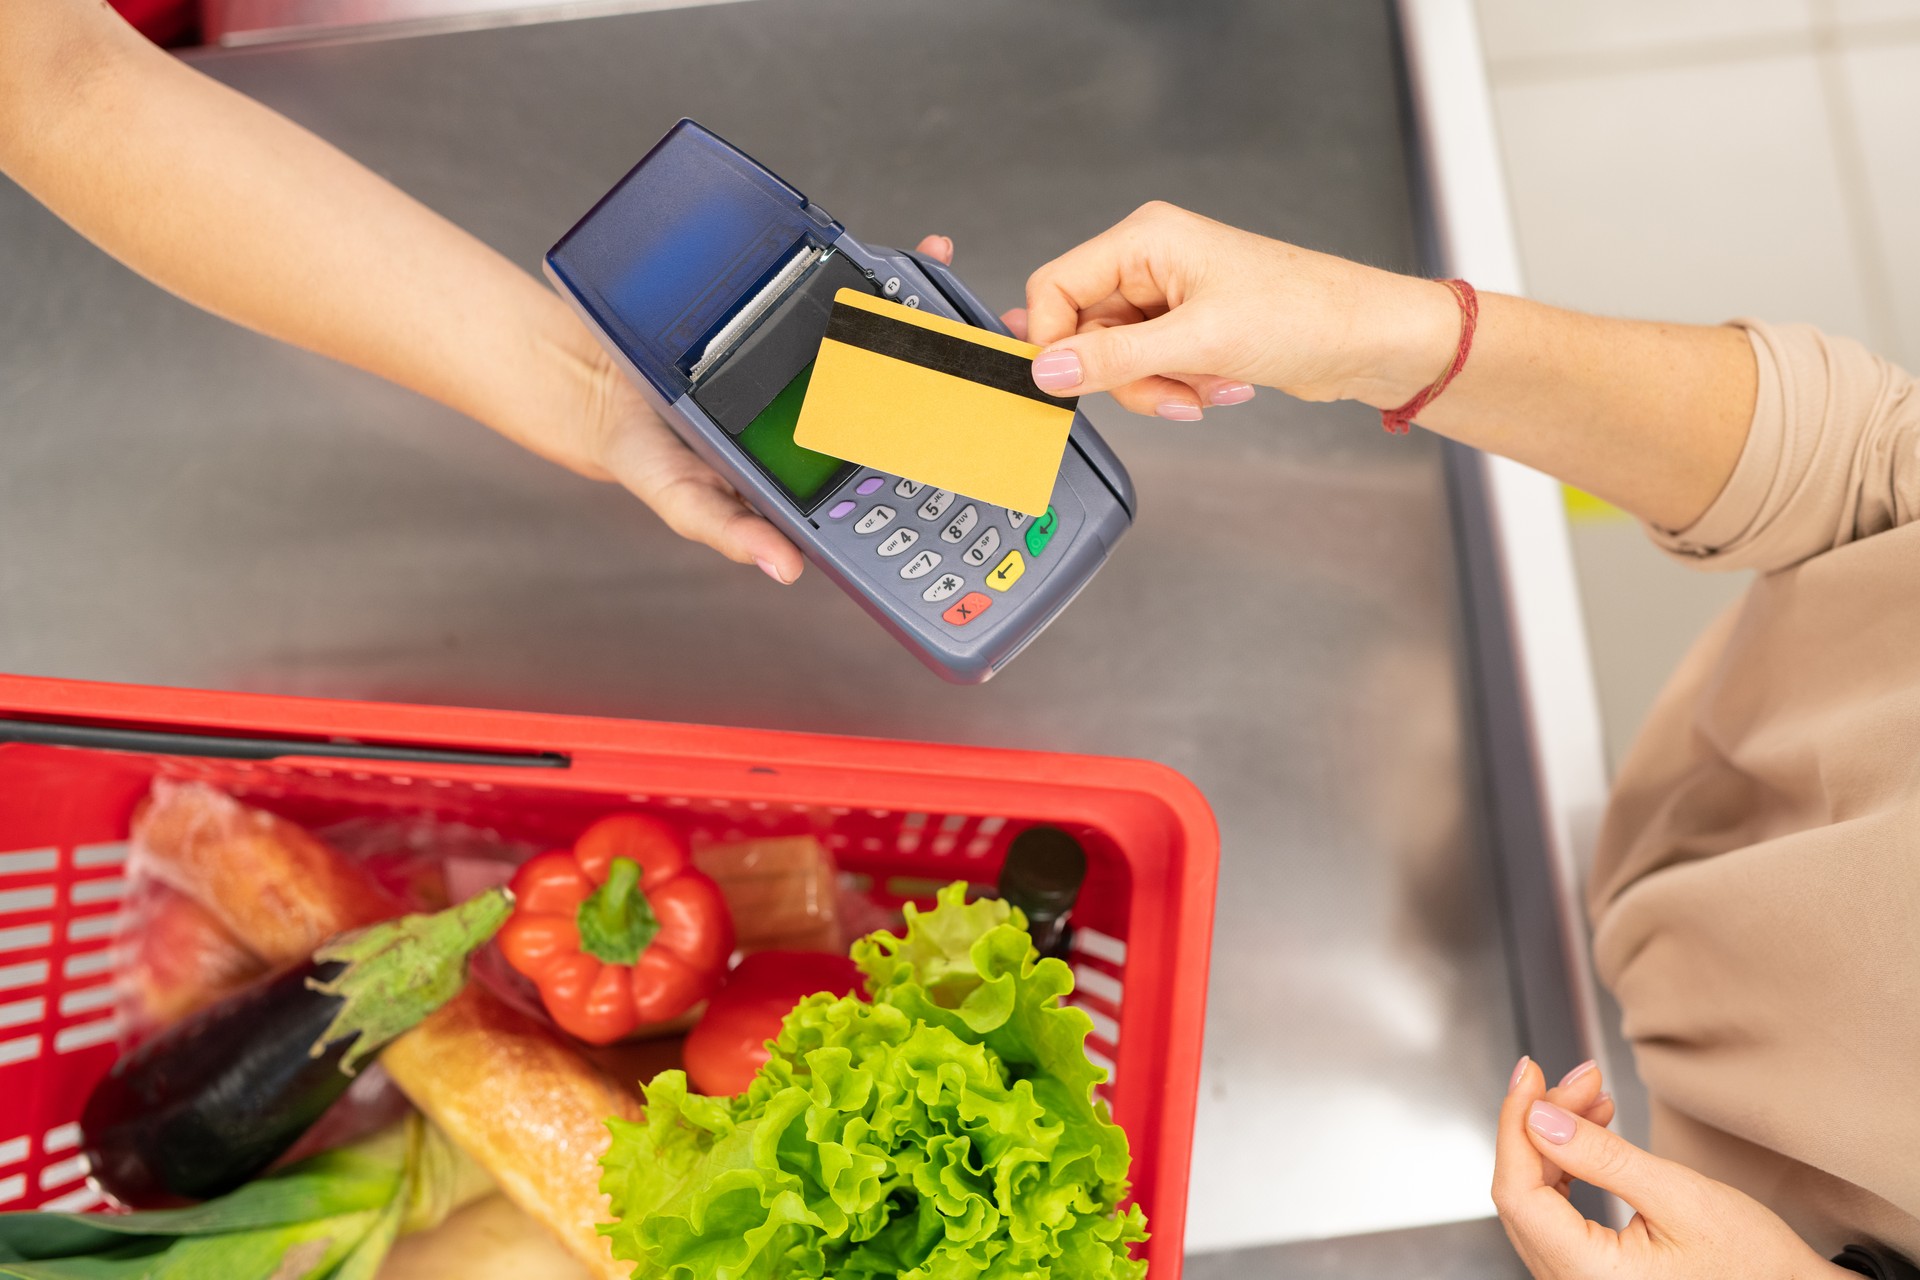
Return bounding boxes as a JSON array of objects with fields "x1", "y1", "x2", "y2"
[
  {"x1": 1494, "y1": 1058, "x2": 1849, "y2": 1280},
  {"x1": 1020, "y1": 201, "x2": 1460, "y2": 420}
]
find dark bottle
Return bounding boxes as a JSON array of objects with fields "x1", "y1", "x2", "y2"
[{"x1": 997, "y1": 826, "x2": 1087, "y2": 961}]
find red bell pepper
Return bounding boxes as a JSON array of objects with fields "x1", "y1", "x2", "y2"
[
  {"x1": 497, "y1": 813, "x2": 734, "y2": 1045},
  {"x1": 682, "y1": 950, "x2": 865, "y2": 1096}
]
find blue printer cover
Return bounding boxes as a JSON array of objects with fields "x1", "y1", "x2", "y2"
[{"x1": 546, "y1": 120, "x2": 837, "y2": 399}]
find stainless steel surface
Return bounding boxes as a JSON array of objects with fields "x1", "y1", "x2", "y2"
[
  {"x1": 1185, "y1": 1217, "x2": 1527, "y2": 1279},
  {"x1": 0, "y1": 0, "x2": 1560, "y2": 1263},
  {"x1": 1399, "y1": 0, "x2": 1635, "y2": 1165}
]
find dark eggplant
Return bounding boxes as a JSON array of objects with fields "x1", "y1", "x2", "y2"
[
  {"x1": 81, "y1": 959, "x2": 358, "y2": 1207},
  {"x1": 79, "y1": 886, "x2": 510, "y2": 1208}
]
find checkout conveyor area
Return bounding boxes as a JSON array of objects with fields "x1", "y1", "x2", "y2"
[{"x1": 0, "y1": 1, "x2": 1619, "y2": 1273}]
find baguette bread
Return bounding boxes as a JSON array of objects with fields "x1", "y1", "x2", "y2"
[{"x1": 131, "y1": 781, "x2": 640, "y2": 1280}]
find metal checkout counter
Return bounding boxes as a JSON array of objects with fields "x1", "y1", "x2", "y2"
[{"x1": 0, "y1": 0, "x2": 1620, "y2": 1273}]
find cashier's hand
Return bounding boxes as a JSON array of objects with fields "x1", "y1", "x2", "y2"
[
  {"x1": 1017, "y1": 201, "x2": 1460, "y2": 420},
  {"x1": 1494, "y1": 1058, "x2": 1849, "y2": 1280},
  {"x1": 577, "y1": 234, "x2": 957, "y2": 585}
]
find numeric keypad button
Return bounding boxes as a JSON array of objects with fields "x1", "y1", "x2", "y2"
[
  {"x1": 962, "y1": 527, "x2": 1001, "y2": 568},
  {"x1": 940, "y1": 504, "x2": 979, "y2": 544},
  {"x1": 854, "y1": 505, "x2": 896, "y2": 535},
  {"x1": 894, "y1": 479, "x2": 926, "y2": 499},
  {"x1": 877, "y1": 528, "x2": 919, "y2": 558},
  {"x1": 900, "y1": 550, "x2": 943, "y2": 580},
  {"x1": 922, "y1": 573, "x2": 966, "y2": 603},
  {"x1": 918, "y1": 490, "x2": 956, "y2": 522}
]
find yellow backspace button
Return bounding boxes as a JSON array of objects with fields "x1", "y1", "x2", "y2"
[{"x1": 986, "y1": 550, "x2": 1026, "y2": 592}]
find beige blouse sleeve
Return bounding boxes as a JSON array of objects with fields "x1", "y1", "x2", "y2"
[{"x1": 1647, "y1": 320, "x2": 1920, "y2": 572}]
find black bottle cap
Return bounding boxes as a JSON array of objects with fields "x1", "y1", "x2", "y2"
[{"x1": 998, "y1": 826, "x2": 1087, "y2": 916}]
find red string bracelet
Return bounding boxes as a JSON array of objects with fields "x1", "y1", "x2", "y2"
[{"x1": 1381, "y1": 278, "x2": 1478, "y2": 435}]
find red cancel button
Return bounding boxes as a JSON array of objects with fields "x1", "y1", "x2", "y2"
[{"x1": 941, "y1": 592, "x2": 993, "y2": 627}]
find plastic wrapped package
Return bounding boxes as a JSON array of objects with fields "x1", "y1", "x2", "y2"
[{"x1": 692, "y1": 834, "x2": 841, "y2": 954}]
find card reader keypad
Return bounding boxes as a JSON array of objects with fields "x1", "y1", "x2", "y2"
[{"x1": 820, "y1": 470, "x2": 1075, "y2": 636}]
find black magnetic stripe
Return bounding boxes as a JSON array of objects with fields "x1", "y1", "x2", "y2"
[{"x1": 825, "y1": 304, "x2": 1077, "y2": 411}]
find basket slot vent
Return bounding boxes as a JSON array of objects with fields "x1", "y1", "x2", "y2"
[
  {"x1": 37, "y1": 1155, "x2": 86, "y2": 1192},
  {"x1": 0, "y1": 889, "x2": 54, "y2": 916},
  {"x1": 1071, "y1": 927, "x2": 1127, "y2": 967},
  {"x1": 71, "y1": 843, "x2": 127, "y2": 869},
  {"x1": 0, "y1": 851, "x2": 57, "y2": 876},
  {"x1": 39, "y1": 1183, "x2": 100, "y2": 1213},
  {"x1": 1083, "y1": 1043, "x2": 1117, "y2": 1086},
  {"x1": 0, "y1": 1137, "x2": 28, "y2": 1167},
  {"x1": 42, "y1": 1124, "x2": 79, "y2": 1154},
  {"x1": 64, "y1": 915, "x2": 123, "y2": 944},
  {"x1": 1072, "y1": 964, "x2": 1123, "y2": 1007},
  {"x1": 62, "y1": 949, "x2": 122, "y2": 980},
  {"x1": 0, "y1": 1174, "x2": 22, "y2": 1205},
  {"x1": 0, "y1": 926, "x2": 51, "y2": 954},
  {"x1": 0, "y1": 1036, "x2": 41, "y2": 1068},
  {"x1": 0, "y1": 963, "x2": 46, "y2": 993},
  {"x1": 69, "y1": 879, "x2": 127, "y2": 906},
  {"x1": 1081, "y1": 1006, "x2": 1119, "y2": 1045},
  {"x1": 58, "y1": 986, "x2": 115, "y2": 1018},
  {"x1": 54, "y1": 1017, "x2": 119, "y2": 1054},
  {"x1": 0, "y1": 1000, "x2": 44, "y2": 1031}
]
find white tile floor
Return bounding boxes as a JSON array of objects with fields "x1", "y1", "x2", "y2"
[{"x1": 1476, "y1": 0, "x2": 1920, "y2": 767}]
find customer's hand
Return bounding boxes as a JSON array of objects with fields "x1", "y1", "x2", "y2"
[
  {"x1": 1495, "y1": 1058, "x2": 1849, "y2": 1280},
  {"x1": 1020, "y1": 201, "x2": 1459, "y2": 420},
  {"x1": 567, "y1": 234, "x2": 958, "y2": 585}
]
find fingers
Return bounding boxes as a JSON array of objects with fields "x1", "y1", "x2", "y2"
[
  {"x1": 1547, "y1": 1059, "x2": 1611, "y2": 1124},
  {"x1": 1024, "y1": 201, "x2": 1193, "y2": 347},
  {"x1": 1027, "y1": 307, "x2": 1195, "y2": 400},
  {"x1": 914, "y1": 234, "x2": 954, "y2": 266},
  {"x1": 1000, "y1": 307, "x2": 1029, "y2": 341},
  {"x1": 1524, "y1": 1093, "x2": 1692, "y2": 1218},
  {"x1": 598, "y1": 414, "x2": 805, "y2": 584},
  {"x1": 1025, "y1": 302, "x2": 1257, "y2": 418},
  {"x1": 1493, "y1": 1058, "x2": 1602, "y2": 1260}
]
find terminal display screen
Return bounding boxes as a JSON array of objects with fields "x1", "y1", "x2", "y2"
[{"x1": 734, "y1": 362, "x2": 849, "y2": 506}]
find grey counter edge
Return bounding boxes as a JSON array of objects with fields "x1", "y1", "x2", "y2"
[{"x1": 1398, "y1": 0, "x2": 1632, "y2": 1226}]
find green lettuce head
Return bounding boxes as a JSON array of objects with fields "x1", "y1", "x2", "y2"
[{"x1": 599, "y1": 882, "x2": 1148, "y2": 1279}]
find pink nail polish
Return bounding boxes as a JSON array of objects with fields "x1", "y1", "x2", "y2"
[
  {"x1": 1508, "y1": 1056, "x2": 1530, "y2": 1092},
  {"x1": 1558, "y1": 1060, "x2": 1596, "y2": 1089},
  {"x1": 1211, "y1": 382, "x2": 1256, "y2": 406},
  {"x1": 1157, "y1": 402, "x2": 1205, "y2": 422},
  {"x1": 1527, "y1": 1100, "x2": 1576, "y2": 1145},
  {"x1": 1032, "y1": 350, "x2": 1083, "y2": 392},
  {"x1": 755, "y1": 557, "x2": 789, "y2": 585}
]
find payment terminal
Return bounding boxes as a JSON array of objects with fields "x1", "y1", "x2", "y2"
[{"x1": 544, "y1": 120, "x2": 1134, "y2": 683}]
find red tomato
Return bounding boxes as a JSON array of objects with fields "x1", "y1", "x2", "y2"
[{"x1": 683, "y1": 951, "x2": 865, "y2": 1096}]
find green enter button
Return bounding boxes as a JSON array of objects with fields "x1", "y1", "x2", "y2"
[{"x1": 1024, "y1": 506, "x2": 1059, "y2": 557}]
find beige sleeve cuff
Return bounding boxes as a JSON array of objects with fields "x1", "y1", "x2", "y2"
[{"x1": 1646, "y1": 319, "x2": 1920, "y2": 573}]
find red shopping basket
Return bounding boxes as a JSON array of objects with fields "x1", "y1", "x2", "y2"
[{"x1": 0, "y1": 673, "x2": 1217, "y2": 1276}]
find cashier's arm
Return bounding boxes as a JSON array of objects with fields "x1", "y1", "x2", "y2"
[
  {"x1": 0, "y1": 0, "x2": 865, "y2": 585},
  {"x1": 1019, "y1": 202, "x2": 1755, "y2": 534}
]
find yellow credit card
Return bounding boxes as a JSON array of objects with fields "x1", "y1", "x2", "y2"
[{"x1": 792, "y1": 290, "x2": 1076, "y2": 517}]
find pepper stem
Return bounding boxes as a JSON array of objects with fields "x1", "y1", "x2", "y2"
[{"x1": 576, "y1": 856, "x2": 660, "y2": 966}]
